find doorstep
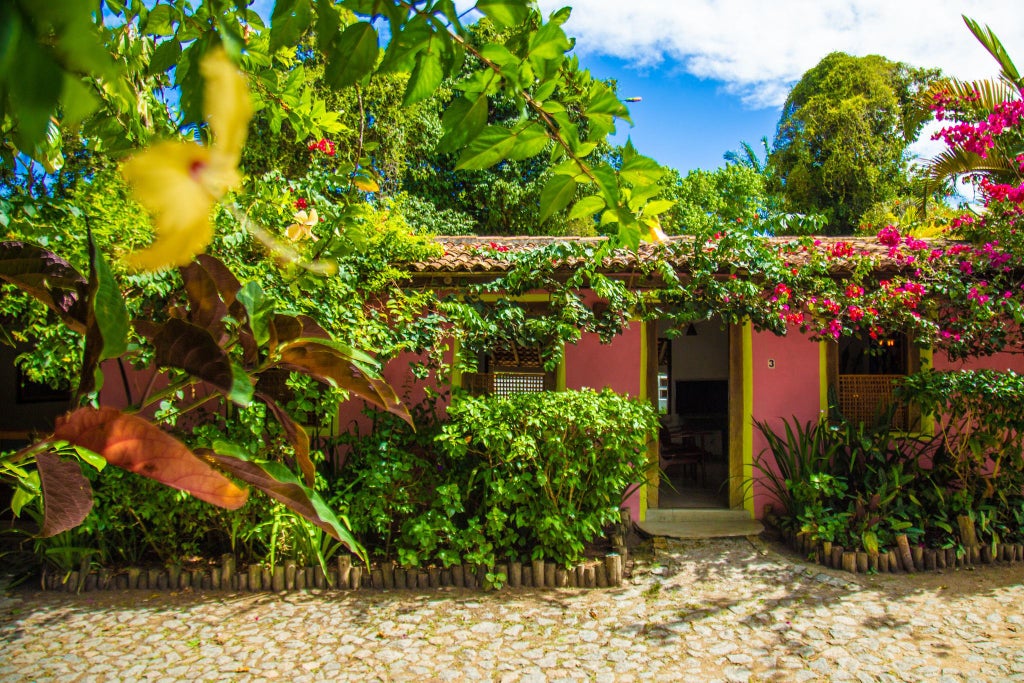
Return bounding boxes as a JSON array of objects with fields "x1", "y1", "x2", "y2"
[{"x1": 638, "y1": 508, "x2": 764, "y2": 539}]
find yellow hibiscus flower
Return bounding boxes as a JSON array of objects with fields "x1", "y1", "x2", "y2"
[
  {"x1": 121, "y1": 48, "x2": 252, "y2": 271},
  {"x1": 285, "y1": 208, "x2": 320, "y2": 242}
]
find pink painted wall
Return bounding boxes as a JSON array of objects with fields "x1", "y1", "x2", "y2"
[
  {"x1": 335, "y1": 348, "x2": 453, "y2": 456},
  {"x1": 932, "y1": 349, "x2": 1024, "y2": 372},
  {"x1": 564, "y1": 323, "x2": 645, "y2": 520},
  {"x1": 750, "y1": 329, "x2": 824, "y2": 517}
]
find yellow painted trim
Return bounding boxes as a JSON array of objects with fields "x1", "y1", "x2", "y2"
[
  {"x1": 556, "y1": 342, "x2": 567, "y2": 391},
  {"x1": 742, "y1": 321, "x2": 755, "y2": 516},
  {"x1": 639, "y1": 479, "x2": 648, "y2": 522},
  {"x1": 819, "y1": 342, "x2": 829, "y2": 415},
  {"x1": 634, "y1": 321, "x2": 651, "y2": 518},
  {"x1": 479, "y1": 293, "x2": 550, "y2": 302}
]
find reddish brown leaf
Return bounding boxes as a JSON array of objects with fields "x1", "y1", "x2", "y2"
[
  {"x1": 0, "y1": 241, "x2": 88, "y2": 333},
  {"x1": 296, "y1": 314, "x2": 331, "y2": 340},
  {"x1": 257, "y1": 391, "x2": 315, "y2": 487},
  {"x1": 150, "y1": 318, "x2": 235, "y2": 394},
  {"x1": 180, "y1": 261, "x2": 229, "y2": 341},
  {"x1": 36, "y1": 451, "x2": 94, "y2": 537},
  {"x1": 53, "y1": 407, "x2": 247, "y2": 509},
  {"x1": 268, "y1": 315, "x2": 302, "y2": 355},
  {"x1": 277, "y1": 340, "x2": 411, "y2": 425},
  {"x1": 193, "y1": 254, "x2": 242, "y2": 306}
]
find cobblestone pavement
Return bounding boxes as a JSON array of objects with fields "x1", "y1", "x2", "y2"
[{"x1": 2, "y1": 536, "x2": 1023, "y2": 682}]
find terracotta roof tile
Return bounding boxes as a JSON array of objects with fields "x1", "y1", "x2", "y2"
[{"x1": 406, "y1": 235, "x2": 937, "y2": 282}]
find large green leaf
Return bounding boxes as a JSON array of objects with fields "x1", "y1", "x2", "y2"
[
  {"x1": 148, "y1": 39, "x2": 181, "y2": 75},
  {"x1": 507, "y1": 122, "x2": 550, "y2": 160},
  {"x1": 475, "y1": 0, "x2": 531, "y2": 30},
  {"x1": 270, "y1": 0, "x2": 313, "y2": 54},
  {"x1": 567, "y1": 195, "x2": 606, "y2": 221},
  {"x1": 540, "y1": 174, "x2": 578, "y2": 222},
  {"x1": 438, "y1": 94, "x2": 488, "y2": 153},
  {"x1": 456, "y1": 125, "x2": 516, "y2": 170},
  {"x1": 325, "y1": 22, "x2": 379, "y2": 90},
  {"x1": 237, "y1": 281, "x2": 275, "y2": 348},
  {"x1": 36, "y1": 451, "x2": 94, "y2": 538},
  {"x1": 90, "y1": 245, "x2": 128, "y2": 360},
  {"x1": 404, "y1": 41, "x2": 446, "y2": 106},
  {"x1": 53, "y1": 408, "x2": 248, "y2": 509},
  {"x1": 619, "y1": 154, "x2": 665, "y2": 186},
  {"x1": 528, "y1": 19, "x2": 571, "y2": 62},
  {"x1": 0, "y1": 241, "x2": 88, "y2": 333},
  {"x1": 141, "y1": 4, "x2": 177, "y2": 36}
]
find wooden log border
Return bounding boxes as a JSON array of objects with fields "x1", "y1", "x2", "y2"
[
  {"x1": 40, "y1": 552, "x2": 628, "y2": 594},
  {"x1": 780, "y1": 532, "x2": 1019, "y2": 577}
]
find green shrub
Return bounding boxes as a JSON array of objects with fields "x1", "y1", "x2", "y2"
[
  {"x1": 436, "y1": 389, "x2": 656, "y2": 566},
  {"x1": 333, "y1": 389, "x2": 656, "y2": 569}
]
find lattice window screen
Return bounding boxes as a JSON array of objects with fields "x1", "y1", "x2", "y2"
[
  {"x1": 491, "y1": 372, "x2": 547, "y2": 396},
  {"x1": 837, "y1": 374, "x2": 907, "y2": 429}
]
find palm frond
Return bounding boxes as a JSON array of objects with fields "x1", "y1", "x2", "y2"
[
  {"x1": 925, "y1": 147, "x2": 1017, "y2": 184},
  {"x1": 963, "y1": 15, "x2": 1022, "y2": 89}
]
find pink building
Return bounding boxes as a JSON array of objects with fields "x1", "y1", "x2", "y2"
[{"x1": 342, "y1": 236, "x2": 1024, "y2": 525}]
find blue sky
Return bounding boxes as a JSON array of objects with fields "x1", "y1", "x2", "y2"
[
  {"x1": 541, "y1": 0, "x2": 1024, "y2": 174},
  {"x1": 581, "y1": 54, "x2": 781, "y2": 173}
]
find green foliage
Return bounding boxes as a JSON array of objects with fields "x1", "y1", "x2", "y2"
[
  {"x1": 437, "y1": 389, "x2": 656, "y2": 566},
  {"x1": 769, "y1": 52, "x2": 940, "y2": 233},
  {"x1": 658, "y1": 165, "x2": 771, "y2": 235},
  {"x1": 757, "y1": 374, "x2": 1024, "y2": 552},
  {"x1": 335, "y1": 389, "x2": 655, "y2": 569}
]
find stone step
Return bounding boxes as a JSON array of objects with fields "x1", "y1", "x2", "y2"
[{"x1": 639, "y1": 507, "x2": 763, "y2": 539}]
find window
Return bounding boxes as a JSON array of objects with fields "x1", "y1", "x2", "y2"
[
  {"x1": 830, "y1": 333, "x2": 919, "y2": 429},
  {"x1": 461, "y1": 342, "x2": 555, "y2": 397}
]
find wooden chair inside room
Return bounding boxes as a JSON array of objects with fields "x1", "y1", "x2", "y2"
[{"x1": 659, "y1": 425, "x2": 708, "y2": 485}]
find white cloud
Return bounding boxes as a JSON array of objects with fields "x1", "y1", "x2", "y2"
[{"x1": 538, "y1": 0, "x2": 1024, "y2": 108}]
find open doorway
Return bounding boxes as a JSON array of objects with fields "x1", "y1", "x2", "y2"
[{"x1": 655, "y1": 319, "x2": 730, "y2": 508}]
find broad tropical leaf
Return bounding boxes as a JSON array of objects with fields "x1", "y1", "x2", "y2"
[
  {"x1": 256, "y1": 391, "x2": 314, "y2": 487},
  {"x1": 143, "y1": 318, "x2": 254, "y2": 406},
  {"x1": 0, "y1": 241, "x2": 88, "y2": 333},
  {"x1": 36, "y1": 451, "x2": 94, "y2": 538},
  {"x1": 53, "y1": 407, "x2": 248, "y2": 509},
  {"x1": 325, "y1": 22, "x2": 379, "y2": 90},
  {"x1": 200, "y1": 447, "x2": 362, "y2": 558},
  {"x1": 276, "y1": 340, "x2": 410, "y2": 424}
]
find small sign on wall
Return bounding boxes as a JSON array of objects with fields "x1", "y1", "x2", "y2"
[{"x1": 768, "y1": 359, "x2": 776, "y2": 369}]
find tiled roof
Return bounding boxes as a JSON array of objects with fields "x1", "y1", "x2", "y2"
[{"x1": 405, "y1": 235, "x2": 927, "y2": 283}]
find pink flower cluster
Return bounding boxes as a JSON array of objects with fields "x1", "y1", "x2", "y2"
[
  {"x1": 877, "y1": 225, "x2": 901, "y2": 247},
  {"x1": 932, "y1": 99, "x2": 1024, "y2": 159},
  {"x1": 980, "y1": 178, "x2": 1024, "y2": 204},
  {"x1": 930, "y1": 88, "x2": 980, "y2": 121}
]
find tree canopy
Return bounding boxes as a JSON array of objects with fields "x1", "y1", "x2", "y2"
[{"x1": 768, "y1": 52, "x2": 939, "y2": 234}]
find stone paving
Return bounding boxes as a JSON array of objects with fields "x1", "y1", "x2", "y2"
[{"x1": 1, "y1": 536, "x2": 1023, "y2": 682}]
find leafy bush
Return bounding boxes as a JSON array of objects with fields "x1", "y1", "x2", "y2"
[
  {"x1": 756, "y1": 370, "x2": 1024, "y2": 554},
  {"x1": 437, "y1": 389, "x2": 656, "y2": 566},
  {"x1": 334, "y1": 389, "x2": 656, "y2": 569}
]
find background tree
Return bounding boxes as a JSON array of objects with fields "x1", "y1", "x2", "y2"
[
  {"x1": 657, "y1": 164, "x2": 768, "y2": 234},
  {"x1": 768, "y1": 52, "x2": 939, "y2": 234}
]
